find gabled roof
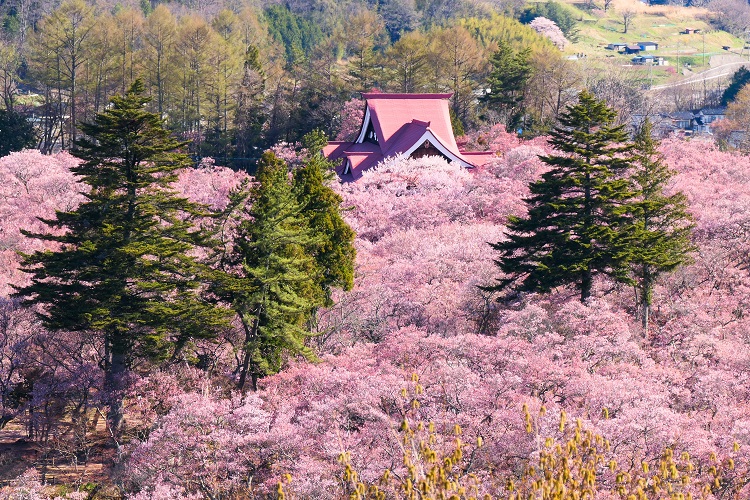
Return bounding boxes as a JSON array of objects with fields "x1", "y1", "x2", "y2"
[
  {"x1": 669, "y1": 111, "x2": 695, "y2": 120},
  {"x1": 325, "y1": 92, "x2": 495, "y2": 180},
  {"x1": 698, "y1": 107, "x2": 726, "y2": 115},
  {"x1": 359, "y1": 93, "x2": 458, "y2": 153}
]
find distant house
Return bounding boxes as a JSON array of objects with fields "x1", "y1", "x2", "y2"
[
  {"x1": 635, "y1": 107, "x2": 727, "y2": 136},
  {"x1": 632, "y1": 55, "x2": 666, "y2": 65},
  {"x1": 625, "y1": 45, "x2": 642, "y2": 54},
  {"x1": 606, "y1": 43, "x2": 627, "y2": 52},
  {"x1": 323, "y1": 93, "x2": 495, "y2": 180},
  {"x1": 638, "y1": 41, "x2": 659, "y2": 51},
  {"x1": 682, "y1": 28, "x2": 700, "y2": 34},
  {"x1": 699, "y1": 107, "x2": 726, "y2": 123},
  {"x1": 693, "y1": 107, "x2": 726, "y2": 133},
  {"x1": 668, "y1": 111, "x2": 696, "y2": 130}
]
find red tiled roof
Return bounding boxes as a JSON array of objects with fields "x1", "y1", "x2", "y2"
[
  {"x1": 382, "y1": 121, "x2": 432, "y2": 157},
  {"x1": 460, "y1": 151, "x2": 498, "y2": 166},
  {"x1": 363, "y1": 93, "x2": 460, "y2": 155},
  {"x1": 342, "y1": 142, "x2": 383, "y2": 179},
  {"x1": 322, "y1": 141, "x2": 350, "y2": 161},
  {"x1": 327, "y1": 93, "x2": 494, "y2": 180}
]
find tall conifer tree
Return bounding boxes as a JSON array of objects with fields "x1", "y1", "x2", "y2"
[
  {"x1": 222, "y1": 152, "x2": 323, "y2": 391},
  {"x1": 217, "y1": 139, "x2": 356, "y2": 391},
  {"x1": 628, "y1": 121, "x2": 694, "y2": 334},
  {"x1": 13, "y1": 80, "x2": 230, "y2": 436},
  {"x1": 481, "y1": 42, "x2": 532, "y2": 130},
  {"x1": 489, "y1": 91, "x2": 635, "y2": 302},
  {"x1": 293, "y1": 132, "x2": 356, "y2": 302}
]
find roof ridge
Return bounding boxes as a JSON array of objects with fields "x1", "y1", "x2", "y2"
[{"x1": 362, "y1": 93, "x2": 453, "y2": 100}]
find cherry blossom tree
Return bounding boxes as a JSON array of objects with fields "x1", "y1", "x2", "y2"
[
  {"x1": 529, "y1": 16, "x2": 568, "y2": 50},
  {"x1": 334, "y1": 98, "x2": 365, "y2": 142},
  {"x1": 6, "y1": 129, "x2": 750, "y2": 498}
]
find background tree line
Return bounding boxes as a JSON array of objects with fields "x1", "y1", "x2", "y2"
[{"x1": 0, "y1": 0, "x2": 661, "y2": 166}]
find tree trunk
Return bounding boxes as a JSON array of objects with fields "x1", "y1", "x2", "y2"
[
  {"x1": 237, "y1": 314, "x2": 260, "y2": 392},
  {"x1": 105, "y1": 344, "x2": 127, "y2": 440},
  {"x1": 582, "y1": 170, "x2": 593, "y2": 302},
  {"x1": 581, "y1": 269, "x2": 592, "y2": 302},
  {"x1": 238, "y1": 346, "x2": 251, "y2": 391},
  {"x1": 641, "y1": 267, "x2": 652, "y2": 336}
]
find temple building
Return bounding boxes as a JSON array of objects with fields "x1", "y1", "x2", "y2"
[{"x1": 323, "y1": 92, "x2": 495, "y2": 180}]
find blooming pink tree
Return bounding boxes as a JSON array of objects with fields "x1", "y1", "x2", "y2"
[
  {"x1": 335, "y1": 98, "x2": 365, "y2": 142},
  {"x1": 7, "y1": 134, "x2": 750, "y2": 498},
  {"x1": 529, "y1": 16, "x2": 569, "y2": 50},
  {"x1": 0, "y1": 151, "x2": 85, "y2": 293}
]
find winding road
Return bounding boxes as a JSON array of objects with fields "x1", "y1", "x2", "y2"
[{"x1": 649, "y1": 60, "x2": 750, "y2": 91}]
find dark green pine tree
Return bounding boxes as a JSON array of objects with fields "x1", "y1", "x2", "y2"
[
  {"x1": 225, "y1": 151, "x2": 325, "y2": 392},
  {"x1": 0, "y1": 109, "x2": 37, "y2": 156},
  {"x1": 234, "y1": 45, "x2": 268, "y2": 159},
  {"x1": 489, "y1": 91, "x2": 635, "y2": 303},
  {"x1": 628, "y1": 120, "x2": 694, "y2": 334},
  {"x1": 13, "y1": 80, "x2": 230, "y2": 436},
  {"x1": 481, "y1": 42, "x2": 532, "y2": 131},
  {"x1": 721, "y1": 67, "x2": 750, "y2": 106},
  {"x1": 293, "y1": 131, "x2": 356, "y2": 303}
]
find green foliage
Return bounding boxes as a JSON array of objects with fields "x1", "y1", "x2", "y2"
[
  {"x1": 218, "y1": 140, "x2": 355, "y2": 390},
  {"x1": 219, "y1": 146, "x2": 354, "y2": 390},
  {"x1": 519, "y1": 1, "x2": 578, "y2": 39},
  {"x1": 139, "y1": 0, "x2": 152, "y2": 17},
  {"x1": 234, "y1": 44, "x2": 267, "y2": 161},
  {"x1": 489, "y1": 92, "x2": 635, "y2": 302},
  {"x1": 263, "y1": 4, "x2": 323, "y2": 65},
  {"x1": 16, "y1": 79, "x2": 227, "y2": 350},
  {"x1": 462, "y1": 14, "x2": 553, "y2": 53},
  {"x1": 287, "y1": 70, "x2": 350, "y2": 144},
  {"x1": 224, "y1": 151, "x2": 322, "y2": 391},
  {"x1": 2, "y1": 13, "x2": 19, "y2": 35},
  {"x1": 481, "y1": 42, "x2": 532, "y2": 130},
  {"x1": 721, "y1": 67, "x2": 750, "y2": 106},
  {"x1": 301, "y1": 128, "x2": 328, "y2": 156},
  {"x1": 13, "y1": 80, "x2": 230, "y2": 432},
  {"x1": 294, "y1": 133, "x2": 356, "y2": 300},
  {"x1": 449, "y1": 107, "x2": 465, "y2": 137},
  {"x1": 0, "y1": 110, "x2": 36, "y2": 155},
  {"x1": 628, "y1": 121, "x2": 694, "y2": 333}
]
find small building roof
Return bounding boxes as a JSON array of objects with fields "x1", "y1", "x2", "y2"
[
  {"x1": 325, "y1": 92, "x2": 495, "y2": 180},
  {"x1": 360, "y1": 93, "x2": 458, "y2": 154},
  {"x1": 669, "y1": 111, "x2": 695, "y2": 120},
  {"x1": 698, "y1": 107, "x2": 726, "y2": 115}
]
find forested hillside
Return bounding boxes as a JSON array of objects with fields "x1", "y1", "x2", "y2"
[
  {"x1": 2, "y1": 0, "x2": 733, "y2": 162},
  {"x1": 2, "y1": 0, "x2": 748, "y2": 160},
  {"x1": 0, "y1": 0, "x2": 568, "y2": 162},
  {"x1": 3, "y1": 0, "x2": 750, "y2": 498},
  {"x1": 2, "y1": 95, "x2": 750, "y2": 497}
]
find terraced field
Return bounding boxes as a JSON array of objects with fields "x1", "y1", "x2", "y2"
[{"x1": 545, "y1": 0, "x2": 748, "y2": 86}]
